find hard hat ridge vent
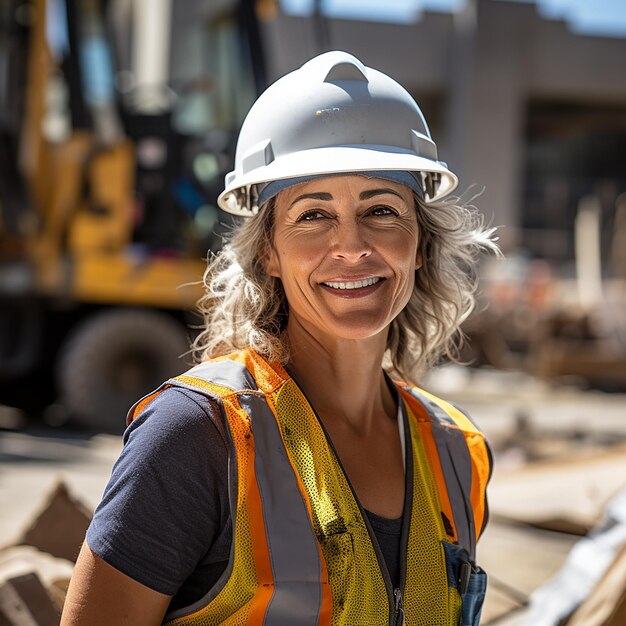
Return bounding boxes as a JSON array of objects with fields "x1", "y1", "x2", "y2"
[{"x1": 324, "y1": 60, "x2": 369, "y2": 83}]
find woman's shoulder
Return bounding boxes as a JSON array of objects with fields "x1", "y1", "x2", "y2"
[
  {"x1": 398, "y1": 382, "x2": 484, "y2": 435},
  {"x1": 87, "y1": 383, "x2": 231, "y2": 597},
  {"x1": 125, "y1": 383, "x2": 228, "y2": 449}
]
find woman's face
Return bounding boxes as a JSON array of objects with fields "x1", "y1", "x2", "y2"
[{"x1": 265, "y1": 175, "x2": 421, "y2": 342}]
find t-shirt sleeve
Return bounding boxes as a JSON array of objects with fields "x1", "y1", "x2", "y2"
[{"x1": 86, "y1": 386, "x2": 229, "y2": 595}]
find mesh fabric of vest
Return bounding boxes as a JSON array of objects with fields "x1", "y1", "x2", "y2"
[
  {"x1": 273, "y1": 378, "x2": 461, "y2": 625},
  {"x1": 401, "y1": 397, "x2": 463, "y2": 623}
]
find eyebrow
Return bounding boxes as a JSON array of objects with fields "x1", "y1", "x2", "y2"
[
  {"x1": 289, "y1": 192, "x2": 333, "y2": 208},
  {"x1": 359, "y1": 188, "x2": 404, "y2": 200},
  {"x1": 288, "y1": 188, "x2": 403, "y2": 209}
]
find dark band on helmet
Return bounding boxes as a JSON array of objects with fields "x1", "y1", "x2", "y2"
[{"x1": 256, "y1": 170, "x2": 425, "y2": 208}]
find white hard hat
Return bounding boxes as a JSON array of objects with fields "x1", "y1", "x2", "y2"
[{"x1": 218, "y1": 50, "x2": 458, "y2": 216}]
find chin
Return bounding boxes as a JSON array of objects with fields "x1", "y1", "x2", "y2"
[{"x1": 315, "y1": 313, "x2": 393, "y2": 342}]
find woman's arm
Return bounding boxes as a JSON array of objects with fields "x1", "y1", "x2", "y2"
[
  {"x1": 62, "y1": 389, "x2": 229, "y2": 623},
  {"x1": 60, "y1": 542, "x2": 172, "y2": 626}
]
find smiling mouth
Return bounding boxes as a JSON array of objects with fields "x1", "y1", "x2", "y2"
[{"x1": 322, "y1": 277, "x2": 382, "y2": 290}]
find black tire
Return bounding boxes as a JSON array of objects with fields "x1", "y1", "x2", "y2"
[{"x1": 57, "y1": 309, "x2": 190, "y2": 432}]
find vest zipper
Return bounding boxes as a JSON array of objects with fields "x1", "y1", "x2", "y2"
[
  {"x1": 287, "y1": 372, "x2": 412, "y2": 626},
  {"x1": 394, "y1": 587, "x2": 406, "y2": 625},
  {"x1": 394, "y1": 398, "x2": 412, "y2": 626},
  {"x1": 322, "y1": 433, "x2": 401, "y2": 624}
]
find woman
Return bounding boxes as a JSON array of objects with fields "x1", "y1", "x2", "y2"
[{"x1": 62, "y1": 51, "x2": 498, "y2": 625}]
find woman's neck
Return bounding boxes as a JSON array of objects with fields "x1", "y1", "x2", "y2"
[{"x1": 285, "y1": 318, "x2": 396, "y2": 434}]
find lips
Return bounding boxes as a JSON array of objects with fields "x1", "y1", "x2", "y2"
[{"x1": 322, "y1": 277, "x2": 381, "y2": 290}]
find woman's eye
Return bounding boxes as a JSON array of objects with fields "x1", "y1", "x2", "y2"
[
  {"x1": 296, "y1": 210, "x2": 326, "y2": 222},
  {"x1": 369, "y1": 205, "x2": 397, "y2": 217}
]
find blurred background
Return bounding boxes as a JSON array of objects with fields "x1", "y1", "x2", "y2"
[{"x1": 1, "y1": 0, "x2": 626, "y2": 624}]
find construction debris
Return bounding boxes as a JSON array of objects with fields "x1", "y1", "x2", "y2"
[
  {"x1": 521, "y1": 487, "x2": 626, "y2": 626},
  {"x1": 14, "y1": 482, "x2": 92, "y2": 564},
  {"x1": 463, "y1": 392, "x2": 626, "y2": 626},
  {"x1": 488, "y1": 440, "x2": 626, "y2": 536},
  {"x1": 0, "y1": 482, "x2": 93, "y2": 624},
  {"x1": 0, "y1": 573, "x2": 60, "y2": 626},
  {"x1": 566, "y1": 540, "x2": 626, "y2": 626},
  {"x1": 0, "y1": 546, "x2": 74, "y2": 597}
]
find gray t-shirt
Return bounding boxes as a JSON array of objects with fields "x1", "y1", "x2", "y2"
[{"x1": 86, "y1": 386, "x2": 401, "y2": 613}]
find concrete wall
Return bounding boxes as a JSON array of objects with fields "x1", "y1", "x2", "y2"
[{"x1": 261, "y1": 11, "x2": 453, "y2": 91}]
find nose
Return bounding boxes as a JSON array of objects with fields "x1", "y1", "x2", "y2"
[{"x1": 330, "y1": 219, "x2": 372, "y2": 263}]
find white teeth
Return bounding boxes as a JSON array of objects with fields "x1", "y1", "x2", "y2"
[{"x1": 323, "y1": 277, "x2": 381, "y2": 290}]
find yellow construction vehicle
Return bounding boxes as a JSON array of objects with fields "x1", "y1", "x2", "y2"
[{"x1": 0, "y1": 0, "x2": 270, "y2": 430}]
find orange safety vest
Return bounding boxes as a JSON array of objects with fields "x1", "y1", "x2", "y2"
[{"x1": 129, "y1": 349, "x2": 492, "y2": 626}]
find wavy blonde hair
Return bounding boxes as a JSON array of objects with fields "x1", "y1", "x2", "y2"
[{"x1": 192, "y1": 191, "x2": 499, "y2": 383}]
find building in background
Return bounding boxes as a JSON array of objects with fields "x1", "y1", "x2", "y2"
[{"x1": 260, "y1": 0, "x2": 626, "y2": 263}]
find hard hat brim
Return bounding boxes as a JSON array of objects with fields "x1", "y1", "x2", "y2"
[{"x1": 218, "y1": 145, "x2": 458, "y2": 216}]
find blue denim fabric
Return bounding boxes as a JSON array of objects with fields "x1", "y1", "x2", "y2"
[
  {"x1": 460, "y1": 566, "x2": 487, "y2": 626},
  {"x1": 442, "y1": 541, "x2": 488, "y2": 626}
]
